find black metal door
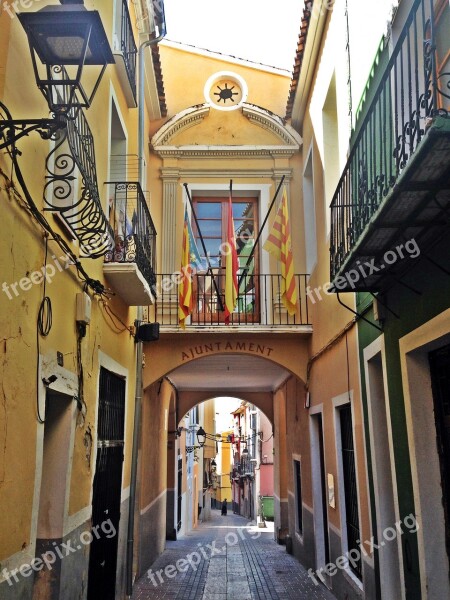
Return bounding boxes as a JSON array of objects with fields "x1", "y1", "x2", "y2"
[
  {"x1": 317, "y1": 414, "x2": 330, "y2": 565},
  {"x1": 429, "y1": 344, "x2": 450, "y2": 566},
  {"x1": 177, "y1": 454, "x2": 183, "y2": 532},
  {"x1": 340, "y1": 404, "x2": 362, "y2": 580},
  {"x1": 87, "y1": 367, "x2": 126, "y2": 600}
]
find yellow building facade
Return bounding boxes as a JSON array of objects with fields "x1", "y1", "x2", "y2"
[
  {"x1": 216, "y1": 430, "x2": 232, "y2": 507},
  {"x1": 2, "y1": 1, "x2": 427, "y2": 600},
  {"x1": 0, "y1": 1, "x2": 165, "y2": 598}
]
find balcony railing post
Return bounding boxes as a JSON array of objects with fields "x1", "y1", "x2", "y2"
[
  {"x1": 119, "y1": 0, "x2": 137, "y2": 96},
  {"x1": 427, "y1": 0, "x2": 438, "y2": 114}
]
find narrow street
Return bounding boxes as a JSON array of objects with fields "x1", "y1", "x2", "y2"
[
  {"x1": 1, "y1": 1, "x2": 449, "y2": 599},
  {"x1": 132, "y1": 511, "x2": 337, "y2": 600}
]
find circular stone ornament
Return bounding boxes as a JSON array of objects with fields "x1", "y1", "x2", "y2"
[{"x1": 203, "y1": 71, "x2": 248, "y2": 111}]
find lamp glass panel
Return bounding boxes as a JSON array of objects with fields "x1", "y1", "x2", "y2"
[
  {"x1": 19, "y1": 11, "x2": 114, "y2": 66},
  {"x1": 43, "y1": 35, "x2": 93, "y2": 63}
]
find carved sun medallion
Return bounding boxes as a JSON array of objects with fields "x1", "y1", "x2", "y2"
[{"x1": 204, "y1": 71, "x2": 248, "y2": 111}]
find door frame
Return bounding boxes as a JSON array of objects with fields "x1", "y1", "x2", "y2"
[
  {"x1": 87, "y1": 353, "x2": 129, "y2": 599},
  {"x1": 183, "y1": 184, "x2": 272, "y2": 323},
  {"x1": 309, "y1": 405, "x2": 331, "y2": 580},
  {"x1": 192, "y1": 195, "x2": 260, "y2": 324},
  {"x1": 399, "y1": 309, "x2": 450, "y2": 599},
  {"x1": 363, "y1": 336, "x2": 404, "y2": 599}
]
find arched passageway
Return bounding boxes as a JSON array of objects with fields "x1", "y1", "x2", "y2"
[{"x1": 136, "y1": 340, "x2": 310, "y2": 580}]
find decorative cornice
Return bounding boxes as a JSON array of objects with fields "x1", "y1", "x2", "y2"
[
  {"x1": 151, "y1": 105, "x2": 210, "y2": 147},
  {"x1": 241, "y1": 104, "x2": 302, "y2": 146},
  {"x1": 151, "y1": 102, "x2": 302, "y2": 159},
  {"x1": 160, "y1": 168, "x2": 181, "y2": 180},
  {"x1": 153, "y1": 146, "x2": 298, "y2": 159},
  {"x1": 177, "y1": 169, "x2": 278, "y2": 179}
]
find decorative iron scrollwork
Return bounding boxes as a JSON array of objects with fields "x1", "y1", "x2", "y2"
[
  {"x1": 435, "y1": 71, "x2": 450, "y2": 116},
  {"x1": 44, "y1": 107, "x2": 113, "y2": 258}
]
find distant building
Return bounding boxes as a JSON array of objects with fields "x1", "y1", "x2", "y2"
[{"x1": 230, "y1": 403, "x2": 274, "y2": 522}]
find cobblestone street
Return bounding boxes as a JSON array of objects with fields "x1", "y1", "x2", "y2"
[{"x1": 132, "y1": 511, "x2": 337, "y2": 600}]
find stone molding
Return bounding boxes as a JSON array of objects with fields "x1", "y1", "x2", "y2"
[{"x1": 151, "y1": 103, "x2": 302, "y2": 159}]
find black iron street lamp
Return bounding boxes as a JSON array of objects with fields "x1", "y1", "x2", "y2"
[
  {"x1": 0, "y1": 4, "x2": 114, "y2": 150},
  {"x1": 196, "y1": 427, "x2": 207, "y2": 448}
]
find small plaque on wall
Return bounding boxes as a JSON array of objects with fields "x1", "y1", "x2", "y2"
[{"x1": 328, "y1": 473, "x2": 335, "y2": 508}]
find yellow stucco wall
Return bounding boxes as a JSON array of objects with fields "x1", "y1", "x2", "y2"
[
  {"x1": 143, "y1": 333, "x2": 309, "y2": 389},
  {"x1": 146, "y1": 44, "x2": 305, "y2": 278},
  {"x1": 202, "y1": 399, "x2": 216, "y2": 459},
  {"x1": 157, "y1": 43, "x2": 291, "y2": 119},
  {"x1": 0, "y1": 11, "x2": 12, "y2": 97},
  {"x1": 140, "y1": 380, "x2": 173, "y2": 509},
  {"x1": 0, "y1": 0, "x2": 153, "y2": 567},
  {"x1": 287, "y1": 17, "x2": 371, "y2": 555},
  {"x1": 218, "y1": 430, "x2": 232, "y2": 503}
]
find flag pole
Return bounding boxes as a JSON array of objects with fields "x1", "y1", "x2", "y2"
[
  {"x1": 183, "y1": 183, "x2": 224, "y2": 312},
  {"x1": 237, "y1": 174, "x2": 285, "y2": 288}
]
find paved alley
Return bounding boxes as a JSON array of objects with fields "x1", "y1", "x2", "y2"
[{"x1": 132, "y1": 511, "x2": 337, "y2": 600}]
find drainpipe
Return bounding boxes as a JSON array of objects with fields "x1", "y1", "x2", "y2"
[{"x1": 126, "y1": 9, "x2": 166, "y2": 597}]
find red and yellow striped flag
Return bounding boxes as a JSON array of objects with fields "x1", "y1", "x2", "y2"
[
  {"x1": 223, "y1": 193, "x2": 238, "y2": 325},
  {"x1": 263, "y1": 187, "x2": 298, "y2": 316},
  {"x1": 179, "y1": 207, "x2": 193, "y2": 329}
]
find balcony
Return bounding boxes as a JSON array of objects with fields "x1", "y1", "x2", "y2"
[
  {"x1": 104, "y1": 182, "x2": 157, "y2": 305},
  {"x1": 113, "y1": 0, "x2": 138, "y2": 106},
  {"x1": 240, "y1": 455, "x2": 256, "y2": 478},
  {"x1": 330, "y1": 0, "x2": 450, "y2": 292},
  {"x1": 150, "y1": 273, "x2": 311, "y2": 331},
  {"x1": 44, "y1": 102, "x2": 113, "y2": 258}
]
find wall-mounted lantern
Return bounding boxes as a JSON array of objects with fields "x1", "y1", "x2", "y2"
[{"x1": 1, "y1": 4, "x2": 114, "y2": 150}]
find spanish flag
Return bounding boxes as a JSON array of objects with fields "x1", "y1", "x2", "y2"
[
  {"x1": 263, "y1": 187, "x2": 298, "y2": 316},
  {"x1": 178, "y1": 207, "x2": 196, "y2": 329},
  {"x1": 223, "y1": 193, "x2": 239, "y2": 324}
]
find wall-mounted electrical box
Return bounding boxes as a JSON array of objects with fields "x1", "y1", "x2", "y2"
[{"x1": 76, "y1": 292, "x2": 91, "y2": 324}]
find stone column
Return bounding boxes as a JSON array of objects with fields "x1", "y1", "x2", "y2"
[
  {"x1": 161, "y1": 168, "x2": 180, "y2": 274},
  {"x1": 160, "y1": 168, "x2": 180, "y2": 324}
]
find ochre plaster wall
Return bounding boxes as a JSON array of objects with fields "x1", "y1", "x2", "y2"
[
  {"x1": 157, "y1": 44, "x2": 291, "y2": 119},
  {"x1": 143, "y1": 333, "x2": 310, "y2": 389},
  {"x1": 0, "y1": 0, "x2": 148, "y2": 567}
]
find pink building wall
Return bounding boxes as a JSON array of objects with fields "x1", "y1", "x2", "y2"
[
  {"x1": 260, "y1": 464, "x2": 274, "y2": 496},
  {"x1": 259, "y1": 412, "x2": 274, "y2": 496}
]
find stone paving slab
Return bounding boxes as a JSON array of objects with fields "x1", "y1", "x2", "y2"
[{"x1": 131, "y1": 511, "x2": 337, "y2": 600}]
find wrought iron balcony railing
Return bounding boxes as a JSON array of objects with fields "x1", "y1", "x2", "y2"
[
  {"x1": 330, "y1": 0, "x2": 449, "y2": 282},
  {"x1": 149, "y1": 0, "x2": 166, "y2": 36},
  {"x1": 44, "y1": 101, "x2": 113, "y2": 258},
  {"x1": 105, "y1": 182, "x2": 157, "y2": 294},
  {"x1": 151, "y1": 273, "x2": 311, "y2": 327},
  {"x1": 116, "y1": 0, "x2": 137, "y2": 101}
]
